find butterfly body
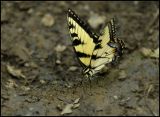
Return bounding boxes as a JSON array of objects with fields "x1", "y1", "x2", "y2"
[{"x1": 67, "y1": 8, "x2": 125, "y2": 78}]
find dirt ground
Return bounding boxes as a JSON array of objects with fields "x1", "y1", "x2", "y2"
[{"x1": 1, "y1": 1, "x2": 159, "y2": 116}]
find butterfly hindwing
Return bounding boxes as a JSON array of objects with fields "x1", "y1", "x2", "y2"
[{"x1": 91, "y1": 19, "x2": 117, "y2": 70}]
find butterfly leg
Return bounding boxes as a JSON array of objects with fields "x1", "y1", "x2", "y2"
[
  {"x1": 79, "y1": 77, "x2": 86, "y2": 99},
  {"x1": 96, "y1": 76, "x2": 99, "y2": 86},
  {"x1": 88, "y1": 77, "x2": 93, "y2": 96}
]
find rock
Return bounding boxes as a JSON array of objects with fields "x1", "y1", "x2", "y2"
[
  {"x1": 68, "y1": 66, "x2": 78, "y2": 71},
  {"x1": 55, "y1": 44, "x2": 66, "y2": 52},
  {"x1": 118, "y1": 70, "x2": 127, "y2": 80},
  {"x1": 41, "y1": 13, "x2": 55, "y2": 27},
  {"x1": 88, "y1": 13, "x2": 106, "y2": 29}
]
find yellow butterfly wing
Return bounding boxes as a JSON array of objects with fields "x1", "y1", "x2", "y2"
[
  {"x1": 91, "y1": 19, "x2": 116, "y2": 70},
  {"x1": 67, "y1": 9, "x2": 97, "y2": 67}
]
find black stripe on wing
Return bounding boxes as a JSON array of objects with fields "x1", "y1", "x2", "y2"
[
  {"x1": 91, "y1": 54, "x2": 107, "y2": 60},
  {"x1": 71, "y1": 33, "x2": 78, "y2": 37},
  {"x1": 72, "y1": 39, "x2": 84, "y2": 46},
  {"x1": 69, "y1": 23, "x2": 75, "y2": 29},
  {"x1": 94, "y1": 43, "x2": 102, "y2": 50},
  {"x1": 76, "y1": 51, "x2": 90, "y2": 58},
  {"x1": 76, "y1": 51, "x2": 106, "y2": 60},
  {"x1": 70, "y1": 32, "x2": 85, "y2": 46}
]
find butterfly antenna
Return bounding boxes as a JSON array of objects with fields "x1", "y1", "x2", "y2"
[{"x1": 93, "y1": 74, "x2": 100, "y2": 86}]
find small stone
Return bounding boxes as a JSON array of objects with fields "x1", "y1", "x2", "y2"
[
  {"x1": 41, "y1": 13, "x2": 55, "y2": 27},
  {"x1": 56, "y1": 60, "x2": 61, "y2": 64},
  {"x1": 40, "y1": 79, "x2": 46, "y2": 84},
  {"x1": 118, "y1": 70, "x2": 127, "y2": 80},
  {"x1": 68, "y1": 66, "x2": 78, "y2": 71},
  {"x1": 140, "y1": 47, "x2": 159, "y2": 58},
  {"x1": 21, "y1": 86, "x2": 30, "y2": 91},
  {"x1": 17, "y1": 28, "x2": 23, "y2": 33},
  {"x1": 55, "y1": 45, "x2": 66, "y2": 52},
  {"x1": 88, "y1": 13, "x2": 106, "y2": 29},
  {"x1": 113, "y1": 95, "x2": 119, "y2": 100},
  {"x1": 28, "y1": 8, "x2": 34, "y2": 14}
]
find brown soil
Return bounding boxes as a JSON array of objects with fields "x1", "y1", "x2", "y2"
[{"x1": 1, "y1": 1, "x2": 159, "y2": 116}]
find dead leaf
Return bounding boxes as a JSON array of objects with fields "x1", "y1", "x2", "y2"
[
  {"x1": 150, "y1": 48, "x2": 159, "y2": 58},
  {"x1": 73, "y1": 98, "x2": 80, "y2": 108},
  {"x1": 73, "y1": 103, "x2": 80, "y2": 109},
  {"x1": 61, "y1": 98, "x2": 80, "y2": 115},
  {"x1": 7, "y1": 65, "x2": 26, "y2": 79},
  {"x1": 60, "y1": 97, "x2": 80, "y2": 115},
  {"x1": 140, "y1": 48, "x2": 152, "y2": 56},
  {"x1": 74, "y1": 98, "x2": 80, "y2": 104},
  {"x1": 140, "y1": 47, "x2": 159, "y2": 58},
  {"x1": 61, "y1": 104, "x2": 73, "y2": 115},
  {"x1": 6, "y1": 79, "x2": 18, "y2": 88}
]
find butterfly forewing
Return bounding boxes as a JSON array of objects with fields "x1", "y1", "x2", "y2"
[{"x1": 67, "y1": 9, "x2": 96, "y2": 67}]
